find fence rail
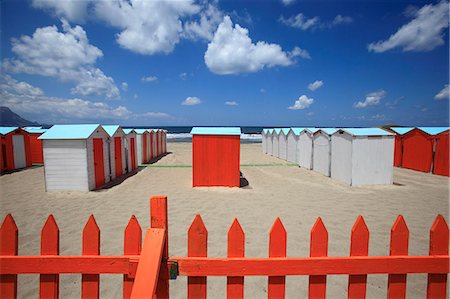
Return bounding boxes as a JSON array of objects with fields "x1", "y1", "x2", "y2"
[{"x1": 0, "y1": 196, "x2": 449, "y2": 299}]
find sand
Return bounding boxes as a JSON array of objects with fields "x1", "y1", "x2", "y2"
[{"x1": 1, "y1": 142, "x2": 448, "y2": 298}]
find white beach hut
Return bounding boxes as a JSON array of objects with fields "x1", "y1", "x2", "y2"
[
  {"x1": 297, "y1": 128, "x2": 320, "y2": 169},
  {"x1": 266, "y1": 129, "x2": 274, "y2": 156},
  {"x1": 286, "y1": 128, "x2": 303, "y2": 164},
  {"x1": 331, "y1": 128, "x2": 394, "y2": 186},
  {"x1": 39, "y1": 124, "x2": 111, "y2": 191},
  {"x1": 122, "y1": 129, "x2": 137, "y2": 172},
  {"x1": 261, "y1": 129, "x2": 268, "y2": 154},
  {"x1": 278, "y1": 128, "x2": 290, "y2": 160},
  {"x1": 103, "y1": 125, "x2": 127, "y2": 179},
  {"x1": 134, "y1": 129, "x2": 150, "y2": 165},
  {"x1": 312, "y1": 128, "x2": 337, "y2": 176},
  {"x1": 272, "y1": 128, "x2": 282, "y2": 157}
]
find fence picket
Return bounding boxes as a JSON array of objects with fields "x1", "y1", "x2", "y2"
[
  {"x1": 309, "y1": 217, "x2": 328, "y2": 299},
  {"x1": 150, "y1": 196, "x2": 169, "y2": 298},
  {"x1": 40, "y1": 215, "x2": 60, "y2": 299},
  {"x1": 188, "y1": 215, "x2": 207, "y2": 299},
  {"x1": 227, "y1": 219, "x2": 245, "y2": 299},
  {"x1": 427, "y1": 215, "x2": 449, "y2": 299},
  {"x1": 0, "y1": 214, "x2": 18, "y2": 299},
  {"x1": 268, "y1": 217, "x2": 287, "y2": 299},
  {"x1": 123, "y1": 216, "x2": 142, "y2": 299},
  {"x1": 82, "y1": 215, "x2": 100, "y2": 299},
  {"x1": 387, "y1": 215, "x2": 408, "y2": 299},
  {"x1": 348, "y1": 216, "x2": 369, "y2": 299}
]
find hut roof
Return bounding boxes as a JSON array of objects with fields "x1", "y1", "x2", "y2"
[
  {"x1": 417, "y1": 127, "x2": 449, "y2": 135},
  {"x1": 316, "y1": 128, "x2": 338, "y2": 135},
  {"x1": 389, "y1": 127, "x2": 415, "y2": 135},
  {"x1": 102, "y1": 125, "x2": 121, "y2": 137},
  {"x1": 133, "y1": 129, "x2": 148, "y2": 134},
  {"x1": 23, "y1": 127, "x2": 47, "y2": 133},
  {"x1": 281, "y1": 128, "x2": 290, "y2": 134},
  {"x1": 122, "y1": 128, "x2": 135, "y2": 134},
  {"x1": 289, "y1": 127, "x2": 305, "y2": 135},
  {"x1": 0, "y1": 126, "x2": 19, "y2": 135},
  {"x1": 335, "y1": 128, "x2": 394, "y2": 136},
  {"x1": 190, "y1": 127, "x2": 241, "y2": 136},
  {"x1": 39, "y1": 124, "x2": 100, "y2": 140},
  {"x1": 273, "y1": 128, "x2": 282, "y2": 135},
  {"x1": 301, "y1": 127, "x2": 320, "y2": 134}
]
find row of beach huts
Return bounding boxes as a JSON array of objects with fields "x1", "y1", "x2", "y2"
[
  {"x1": 262, "y1": 126, "x2": 449, "y2": 186},
  {"x1": 0, "y1": 125, "x2": 167, "y2": 191}
]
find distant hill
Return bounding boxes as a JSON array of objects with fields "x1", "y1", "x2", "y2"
[{"x1": 0, "y1": 106, "x2": 42, "y2": 127}]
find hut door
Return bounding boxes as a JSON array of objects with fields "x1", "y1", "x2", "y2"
[
  {"x1": 12, "y1": 135, "x2": 26, "y2": 169},
  {"x1": 130, "y1": 138, "x2": 136, "y2": 170},
  {"x1": 114, "y1": 137, "x2": 123, "y2": 177},
  {"x1": 142, "y1": 134, "x2": 147, "y2": 163},
  {"x1": 93, "y1": 138, "x2": 105, "y2": 188},
  {"x1": 123, "y1": 139, "x2": 129, "y2": 173}
]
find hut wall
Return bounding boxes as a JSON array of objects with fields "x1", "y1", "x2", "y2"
[
  {"x1": 272, "y1": 134, "x2": 279, "y2": 157},
  {"x1": 87, "y1": 130, "x2": 111, "y2": 191},
  {"x1": 331, "y1": 133, "x2": 352, "y2": 185},
  {"x1": 278, "y1": 132, "x2": 288, "y2": 160},
  {"x1": 267, "y1": 134, "x2": 273, "y2": 155},
  {"x1": 29, "y1": 133, "x2": 44, "y2": 164},
  {"x1": 312, "y1": 133, "x2": 331, "y2": 176},
  {"x1": 433, "y1": 131, "x2": 449, "y2": 177},
  {"x1": 298, "y1": 133, "x2": 313, "y2": 169},
  {"x1": 286, "y1": 132, "x2": 298, "y2": 163},
  {"x1": 402, "y1": 129, "x2": 433, "y2": 172}
]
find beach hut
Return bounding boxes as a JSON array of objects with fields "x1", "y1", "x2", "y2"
[
  {"x1": 433, "y1": 129, "x2": 449, "y2": 177},
  {"x1": 123, "y1": 129, "x2": 137, "y2": 172},
  {"x1": 191, "y1": 127, "x2": 241, "y2": 187},
  {"x1": 39, "y1": 124, "x2": 111, "y2": 191},
  {"x1": 156, "y1": 129, "x2": 162, "y2": 157},
  {"x1": 331, "y1": 128, "x2": 394, "y2": 186},
  {"x1": 312, "y1": 128, "x2": 337, "y2": 176},
  {"x1": 134, "y1": 129, "x2": 150, "y2": 165},
  {"x1": 162, "y1": 130, "x2": 167, "y2": 154},
  {"x1": 388, "y1": 127, "x2": 415, "y2": 167},
  {"x1": 0, "y1": 127, "x2": 32, "y2": 172},
  {"x1": 278, "y1": 128, "x2": 290, "y2": 160},
  {"x1": 297, "y1": 128, "x2": 320, "y2": 169},
  {"x1": 272, "y1": 128, "x2": 281, "y2": 158},
  {"x1": 261, "y1": 129, "x2": 269, "y2": 154},
  {"x1": 103, "y1": 125, "x2": 127, "y2": 178},
  {"x1": 266, "y1": 129, "x2": 274, "y2": 155},
  {"x1": 286, "y1": 128, "x2": 303, "y2": 164},
  {"x1": 400, "y1": 127, "x2": 439, "y2": 173},
  {"x1": 23, "y1": 127, "x2": 47, "y2": 164}
]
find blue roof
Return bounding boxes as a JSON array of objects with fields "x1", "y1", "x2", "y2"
[
  {"x1": 417, "y1": 127, "x2": 449, "y2": 135},
  {"x1": 123, "y1": 128, "x2": 135, "y2": 134},
  {"x1": 390, "y1": 127, "x2": 415, "y2": 135},
  {"x1": 0, "y1": 127, "x2": 19, "y2": 135},
  {"x1": 290, "y1": 127, "x2": 305, "y2": 135},
  {"x1": 133, "y1": 129, "x2": 148, "y2": 134},
  {"x1": 281, "y1": 128, "x2": 290, "y2": 135},
  {"x1": 317, "y1": 128, "x2": 338, "y2": 135},
  {"x1": 335, "y1": 128, "x2": 394, "y2": 136},
  {"x1": 23, "y1": 126, "x2": 42, "y2": 130},
  {"x1": 102, "y1": 125, "x2": 121, "y2": 137},
  {"x1": 23, "y1": 127, "x2": 47, "y2": 133},
  {"x1": 190, "y1": 127, "x2": 241, "y2": 135},
  {"x1": 273, "y1": 128, "x2": 282, "y2": 135},
  {"x1": 301, "y1": 127, "x2": 320, "y2": 134},
  {"x1": 39, "y1": 124, "x2": 101, "y2": 139}
]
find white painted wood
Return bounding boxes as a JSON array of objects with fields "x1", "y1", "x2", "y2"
[
  {"x1": 298, "y1": 131, "x2": 313, "y2": 169},
  {"x1": 136, "y1": 134, "x2": 143, "y2": 165},
  {"x1": 272, "y1": 133, "x2": 279, "y2": 157},
  {"x1": 286, "y1": 131, "x2": 298, "y2": 164},
  {"x1": 43, "y1": 140, "x2": 89, "y2": 192},
  {"x1": 331, "y1": 132, "x2": 352, "y2": 185},
  {"x1": 124, "y1": 131, "x2": 137, "y2": 173},
  {"x1": 313, "y1": 133, "x2": 331, "y2": 176},
  {"x1": 267, "y1": 133, "x2": 273, "y2": 155},
  {"x1": 12, "y1": 135, "x2": 26, "y2": 169},
  {"x1": 278, "y1": 131, "x2": 288, "y2": 160},
  {"x1": 147, "y1": 132, "x2": 151, "y2": 161},
  {"x1": 261, "y1": 131, "x2": 267, "y2": 154}
]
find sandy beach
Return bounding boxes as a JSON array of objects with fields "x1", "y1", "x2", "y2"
[{"x1": 1, "y1": 142, "x2": 448, "y2": 298}]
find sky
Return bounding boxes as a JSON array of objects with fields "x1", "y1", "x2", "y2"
[{"x1": 1, "y1": 0, "x2": 449, "y2": 127}]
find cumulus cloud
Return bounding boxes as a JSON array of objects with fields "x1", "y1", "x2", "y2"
[
  {"x1": 308, "y1": 80, "x2": 324, "y2": 91},
  {"x1": 121, "y1": 82, "x2": 128, "y2": 91},
  {"x1": 205, "y1": 16, "x2": 304, "y2": 75},
  {"x1": 280, "y1": 13, "x2": 353, "y2": 30},
  {"x1": 435, "y1": 84, "x2": 449, "y2": 100},
  {"x1": 183, "y1": 3, "x2": 223, "y2": 41},
  {"x1": 141, "y1": 75, "x2": 158, "y2": 82},
  {"x1": 182, "y1": 96, "x2": 202, "y2": 105},
  {"x1": 32, "y1": 0, "x2": 90, "y2": 22},
  {"x1": 354, "y1": 90, "x2": 386, "y2": 108},
  {"x1": 332, "y1": 14, "x2": 353, "y2": 25},
  {"x1": 368, "y1": 1, "x2": 449, "y2": 53},
  {"x1": 2, "y1": 19, "x2": 119, "y2": 98},
  {"x1": 225, "y1": 101, "x2": 238, "y2": 106},
  {"x1": 138, "y1": 112, "x2": 172, "y2": 119},
  {"x1": 288, "y1": 95, "x2": 314, "y2": 110},
  {"x1": 289, "y1": 46, "x2": 311, "y2": 59},
  {"x1": 281, "y1": 0, "x2": 296, "y2": 6},
  {"x1": 0, "y1": 75, "x2": 43, "y2": 96}
]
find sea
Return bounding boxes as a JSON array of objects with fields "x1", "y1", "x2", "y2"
[{"x1": 127, "y1": 126, "x2": 263, "y2": 143}]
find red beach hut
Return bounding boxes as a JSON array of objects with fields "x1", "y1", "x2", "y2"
[
  {"x1": 191, "y1": 127, "x2": 241, "y2": 187},
  {"x1": 23, "y1": 127, "x2": 47, "y2": 164},
  {"x1": 0, "y1": 127, "x2": 32, "y2": 172},
  {"x1": 388, "y1": 127, "x2": 414, "y2": 167},
  {"x1": 433, "y1": 129, "x2": 449, "y2": 177},
  {"x1": 401, "y1": 128, "x2": 434, "y2": 172}
]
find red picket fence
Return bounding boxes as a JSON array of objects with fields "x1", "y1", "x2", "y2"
[{"x1": 1, "y1": 196, "x2": 449, "y2": 299}]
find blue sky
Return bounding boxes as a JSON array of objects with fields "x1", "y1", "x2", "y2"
[{"x1": 1, "y1": 0, "x2": 449, "y2": 127}]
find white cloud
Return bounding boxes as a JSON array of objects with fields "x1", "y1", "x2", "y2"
[
  {"x1": 308, "y1": 80, "x2": 324, "y2": 91},
  {"x1": 225, "y1": 101, "x2": 238, "y2": 106},
  {"x1": 205, "y1": 16, "x2": 302, "y2": 75},
  {"x1": 354, "y1": 90, "x2": 386, "y2": 108},
  {"x1": 138, "y1": 112, "x2": 172, "y2": 119},
  {"x1": 280, "y1": 13, "x2": 353, "y2": 30},
  {"x1": 332, "y1": 15, "x2": 353, "y2": 25},
  {"x1": 121, "y1": 82, "x2": 128, "y2": 91},
  {"x1": 368, "y1": 1, "x2": 449, "y2": 53},
  {"x1": 289, "y1": 46, "x2": 311, "y2": 60},
  {"x1": 2, "y1": 19, "x2": 119, "y2": 99},
  {"x1": 0, "y1": 75, "x2": 43, "y2": 96},
  {"x1": 288, "y1": 95, "x2": 314, "y2": 110},
  {"x1": 141, "y1": 75, "x2": 158, "y2": 82},
  {"x1": 281, "y1": 0, "x2": 296, "y2": 6},
  {"x1": 434, "y1": 84, "x2": 449, "y2": 100},
  {"x1": 183, "y1": 3, "x2": 223, "y2": 41},
  {"x1": 182, "y1": 96, "x2": 202, "y2": 105},
  {"x1": 94, "y1": 0, "x2": 199, "y2": 55},
  {"x1": 32, "y1": 0, "x2": 90, "y2": 22},
  {"x1": 179, "y1": 72, "x2": 188, "y2": 80}
]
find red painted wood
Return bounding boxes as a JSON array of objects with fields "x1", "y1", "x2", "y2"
[
  {"x1": 123, "y1": 216, "x2": 142, "y2": 299},
  {"x1": 0, "y1": 214, "x2": 18, "y2": 298},
  {"x1": 29, "y1": 133, "x2": 44, "y2": 164},
  {"x1": 82, "y1": 215, "x2": 100, "y2": 299},
  {"x1": 149, "y1": 132, "x2": 154, "y2": 160},
  {"x1": 188, "y1": 215, "x2": 207, "y2": 299},
  {"x1": 402, "y1": 128, "x2": 434, "y2": 172},
  {"x1": 115, "y1": 137, "x2": 123, "y2": 178},
  {"x1": 130, "y1": 229, "x2": 165, "y2": 299},
  {"x1": 227, "y1": 219, "x2": 245, "y2": 299},
  {"x1": 348, "y1": 216, "x2": 369, "y2": 299},
  {"x1": 309, "y1": 217, "x2": 328, "y2": 299},
  {"x1": 268, "y1": 217, "x2": 287, "y2": 299},
  {"x1": 433, "y1": 130, "x2": 449, "y2": 177},
  {"x1": 130, "y1": 138, "x2": 136, "y2": 170},
  {"x1": 150, "y1": 196, "x2": 169, "y2": 298},
  {"x1": 0, "y1": 137, "x2": 5, "y2": 172},
  {"x1": 427, "y1": 215, "x2": 449, "y2": 299},
  {"x1": 93, "y1": 138, "x2": 105, "y2": 189},
  {"x1": 156, "y1": 131, "x2": 160, "y2": 157},
  {"x1": 388, "y1": 215, "x2": 409, "y2": 299},
  {"x1": 4, "y1": 134, "x2": 15, "y2": 170},
  {"x1": 40, "y1": 215, "x2": 60, "y2": 299},
  {"x1": 142, "y1": 133, "x2": 148, "y2": 163},
  {"x1": 393, "y1": 135, "x2": 403, "y2": 167},
  {"x1": 192, "y1": 135, "x2": 240, "y2": 187}
]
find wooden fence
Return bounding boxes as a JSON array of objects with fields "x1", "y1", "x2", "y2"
[{"x1": 0, "y1": 196, "x2": 449, "y2": 298}]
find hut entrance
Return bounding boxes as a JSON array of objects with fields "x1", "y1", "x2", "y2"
[
  {"x1": 114, "y1": 137, "x2": 123, "y2": 177},
  {"x1": 93, "y1": 138, "x2": 105, "y2": 188},
  {"x1": 130, "y1": 138, "x2": 136, "y2": 170},
  {"x1": 12, "y1": 135, "x2": 26, "y2": 169}
]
